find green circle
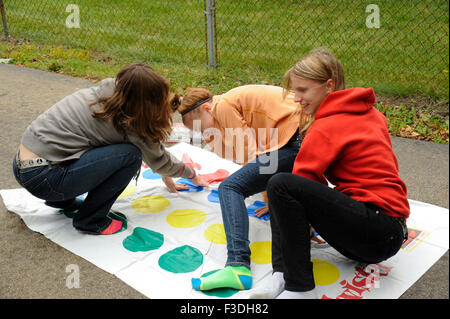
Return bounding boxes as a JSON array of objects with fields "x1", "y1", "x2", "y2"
[
  {"x1": 123, "y1": 227, "x2": 164, "y2": 252},
  {"x1": 199, "y1": 270, "x2": 239, "y2": 298},
  {"x1": 158, "y1": 245, "x2": 203, "y2": 273}
]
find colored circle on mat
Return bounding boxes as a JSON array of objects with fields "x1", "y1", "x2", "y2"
[
  {"x1": 199, "y1": 269, "x2": 239, "y2": 298},
  {"x1": 158, "y1": 245, "x2": 203, "y2": 273},
  {"x1": 167, "y1": 209, "x2": 206, "y2": 228},
  {"x1": 247, "y1": 201, "x2": 270, "y2": 221},
  {"x1": 118, "y1": 185, "x2": 136, "y2": 199},
  {"x1": 312, "y1": 259, "x2": 340, "y2": 286},
  {"x1": 176, "y1": 178, "x2": 204, "y2": 192},
  {"x1": 123, "y1": 227, "x2": 164, "y2": 252},
  {"x1": 204, "y1": 224, "x2": 227, "y2": 244},
  {"x1": 142, "y1": 169, "x2": 161, "y2": 180},
  {"x1": 250, "y1": 241, "x2": 271, "y2": 264},
  {"x1": 131, "y1": 195, "x2": 170, "y2": 213},
  {"x1": 207, "y1": 189, "x2": 220, "y2": 203}
]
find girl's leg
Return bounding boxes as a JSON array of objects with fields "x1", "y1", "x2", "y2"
[
  {"x1": 45, "y1": 144, "x2": 142, "y2": 233},
  {"x1": 248, "y1": 196, "x2": 286, "y2": 298},
  {"x1": 192, "y1": 140, "x2": 300, "y2": 291},
  {"x1": 267, "y1": 173, "x2": 405, "y2": 294},
  {"x1": 220, "y1": 142, "x2": 300, "y2": 268}
]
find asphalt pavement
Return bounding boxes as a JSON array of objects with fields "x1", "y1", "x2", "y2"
[{"x1": 0, "y1": 64, "x2": 448, "y2": 298}]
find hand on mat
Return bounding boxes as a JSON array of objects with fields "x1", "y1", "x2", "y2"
[
  {"x1": 162, "y1": 176, "x2": 189, "y2": 193},
  {"x1": 189, "y1": 175, "x2": 209, "y2": 187},
  {"x1": 310, "y1": 226, "x2": 327, "y2": 245},
  {"x1": 255, "y1": 205, "x2": 269, "y2": 217},
  {"x1": 311, "y1": 232, "x2": 327, "y2": 245}
]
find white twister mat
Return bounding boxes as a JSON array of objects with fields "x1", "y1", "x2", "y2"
[{"x1": 1, "y1": 143, "x2": 448, "y2": 299}]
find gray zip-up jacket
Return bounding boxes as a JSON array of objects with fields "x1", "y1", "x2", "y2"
[{"x1": 20, "y1": 78, "x2": 193, "y2": 179}]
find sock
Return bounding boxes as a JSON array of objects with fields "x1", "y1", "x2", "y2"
[
  {"x1": 107, "y1": 211, "x2": 128, "y2": 230},
  {"x1": 249, "y1": 271, "x2": 285, "y2": 299},
  {"x1": 192, "y1": 265, "x2": 252, "y2": 291},
  {"x1": 99, "y1": 211, "x2": 128, "y2": 235},
  {"x1": 276, "y1": 288, "x2": 318, "y2": 299},
  {"x1": 100, "y1": 219, "x2": 123, "y2": 235}
]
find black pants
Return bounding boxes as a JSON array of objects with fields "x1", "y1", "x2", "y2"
[{"x1": 266, "y1": 173, "x2": 405, "y2": 292}]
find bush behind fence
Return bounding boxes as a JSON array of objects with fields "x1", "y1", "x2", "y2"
[{"x1": 1, "y1": 0, "x2": 449, "y2": 98}]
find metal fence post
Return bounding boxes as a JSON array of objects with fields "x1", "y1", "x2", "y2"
[
  {"x1": 0, "y1": 0, "x2": 9, "y2": 39},
  {"x1": 204, "y1": 0, "x2": 217, "y2": 69}
]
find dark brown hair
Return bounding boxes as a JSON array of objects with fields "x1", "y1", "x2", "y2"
[{"x1": 91, "y1": 63, "x2": 173, "y2": 142}]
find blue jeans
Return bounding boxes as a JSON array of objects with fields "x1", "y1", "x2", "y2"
[
  {"x1": 13, "y1": 144, "x2": 142, "y2": 233},
  {"x1": 218, "y1": 135, "x2": 302, "y2": 269}
]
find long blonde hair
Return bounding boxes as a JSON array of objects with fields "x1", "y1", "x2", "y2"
[{"x1": 283, "y1": 48, "x2": 346, "y2": 134}]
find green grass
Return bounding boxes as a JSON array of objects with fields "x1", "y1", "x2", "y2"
[
  {"x1": 1, "y1": 0, "x2": 448, "y2": 97},
  {"x1": 215, "y1": 0, "x2": 449, "y2": 98},
  {"x1": 376, "y1": 103, "x2": 449, "y2": 143},
  {"x1": 0, "y1": 0, "x2": 448, "y2": 143},
  {"x1": 1, "y1": 39, "x2": 448, "y2": 143}
]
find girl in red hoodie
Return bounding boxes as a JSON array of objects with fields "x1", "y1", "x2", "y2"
[{"x1": 254, "y1": 49, "x2": 410, "y2": 299}]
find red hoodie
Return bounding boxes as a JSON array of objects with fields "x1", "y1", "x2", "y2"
[{"x1": 292, "y1": 88, "x2": 410, "y2": 220}]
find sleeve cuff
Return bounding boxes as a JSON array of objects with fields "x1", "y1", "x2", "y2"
[{"x1": 180, "y1": 165, "x2": 195, "y2": 179}]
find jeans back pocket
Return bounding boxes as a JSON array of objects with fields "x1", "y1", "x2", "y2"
[{"x1": 28, "y1": 177, "x2": 64, "y2": 201}]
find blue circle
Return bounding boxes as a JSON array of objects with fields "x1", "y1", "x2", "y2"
[
  {"x1": 176, "y1": 178, "x2": 204, "y2": 192},
  {"x1": 207, "y1": 189, "x2": 220, "y2": 203},
  {"x1": 143, "y1": 169, "x2": 161, "y2": 180},
  {"x1": 247, "y1": 201, "x2": 270, "y2": 221}
]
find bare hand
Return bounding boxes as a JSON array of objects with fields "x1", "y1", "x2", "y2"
[
  {"x1": 311, "y1": 232, "x2": 327, "y2": 244},
  {"x1": 162, "y1": 176, "x2": 189, "y2": 193},
  {"x1": 189, "y1": 175, "x2": 209, "y2": 187},
  {"x1": 255, "y1": 205, "x2": 269, "y2": 217}
]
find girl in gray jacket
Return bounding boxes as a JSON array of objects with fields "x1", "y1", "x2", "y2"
[{"x1": 13, "y1": 64, "x2": 206, "y2": 235}]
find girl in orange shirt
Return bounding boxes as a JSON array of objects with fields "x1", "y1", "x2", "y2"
[{"x1": 169, "y1": 85, "x2": 306, "y2": 291}]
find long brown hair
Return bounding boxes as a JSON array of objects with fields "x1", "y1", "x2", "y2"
[{"x1": 91, "y1": 63, "x2": 173, "y2": 142}]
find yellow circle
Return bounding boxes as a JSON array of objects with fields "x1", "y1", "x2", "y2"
[
  {"x1": 118, "y1": 185, "x2": 136, "y2": 199},
  {"x1": 312, "y1": 259, "x2": 340, "y2": 286},
  {"x1": 167, "y1": 209, "x2": 206, "y2": 228},
  {"x1": 131, "y1": 195, "x2": 170, "y2": 213},
  {"x1": 250, "y1": 241, "x2": 272, "y2": 264},
  {"x1": 204, "y1": 224, "x2": 227, "y2": 244}
]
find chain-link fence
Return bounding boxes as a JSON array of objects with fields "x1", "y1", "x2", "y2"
[
  {"x1": 1, "y1": 0, "x2": 207, "y2": 65},
  {"x1": 1, "y1": 0, "x2": 449, "y2": 98},
  {"x1": 216, "y1": 0, "x2": 450, "y2": 98}
]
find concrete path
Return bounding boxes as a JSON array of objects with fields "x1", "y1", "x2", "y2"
[{"x1": 0, "y1": 64, "x2": 448, "y2": 298}]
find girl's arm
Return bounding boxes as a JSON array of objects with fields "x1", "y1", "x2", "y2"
[
  {"x1": 128, "y1": 135, "x2": 194, "y2": 179},
  {"x1": 292, "y1": 128, "x2": 337, "y2": 185}
]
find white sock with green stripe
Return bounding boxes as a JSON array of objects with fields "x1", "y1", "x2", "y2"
[{"x1": 192, "y1": 265, "x2": 252, "y2": 291}]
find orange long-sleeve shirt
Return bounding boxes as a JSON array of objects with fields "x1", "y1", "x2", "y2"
[{"x1": 205, "y1": 85, "x2": 299, "y2": 164}]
